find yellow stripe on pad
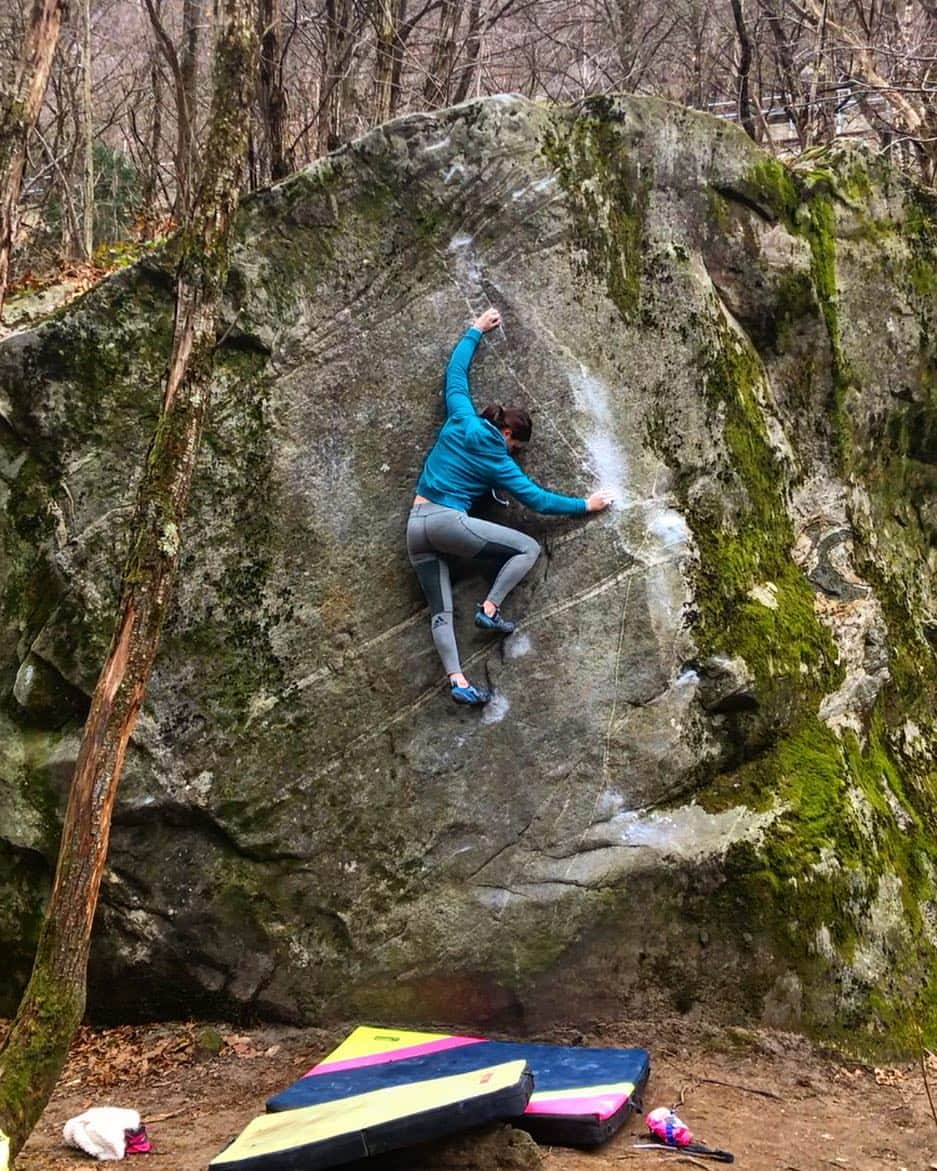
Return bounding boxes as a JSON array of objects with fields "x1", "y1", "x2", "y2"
[
  {"x1": 318, "y1": 1025, "x2": 452, "y2": 1063},
  {"x1": 210, "y1": 1059, "x2": 528, "y2": 1166}
]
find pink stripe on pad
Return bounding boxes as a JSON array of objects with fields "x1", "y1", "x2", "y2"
[
  {"x1": 524, "y1": 1093, "x2": 627, "y2": 1121},
  {"x1": 302, "y1": 1035, "x2": 485, "y2": 1077}
]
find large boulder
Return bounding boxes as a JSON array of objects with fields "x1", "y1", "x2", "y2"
[{"x1": 3, "y1": 94, "x2": 937, "y2": 1054}]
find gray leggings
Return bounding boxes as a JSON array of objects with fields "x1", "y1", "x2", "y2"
[{"x1": 407, "y1": 502, "x2": 541, "y2": 676}]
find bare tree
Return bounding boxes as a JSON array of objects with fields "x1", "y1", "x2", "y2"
[
  {"x1": 371, "y1": 0, "x2": 405, "y2": 122},
  {"x1": 730, "y1": 0, "x2": 757, "y2": 139},
  {"x1": 318, "y1": 0, "x2": 364, "y2": 151},
  {"x1": 177, "y1": 0, "x2": 201, "y2": 212},
  {"x1": 258, "y1": 0, "x2": 289, "y2": 180},
  {"x1": 604, "y1": 0, "x2": 646, "y2": 88},
  {"x1": 423, "y1": 0, "x2": 461, "y2": 106},
  {"x1": 0, "y1": 0, "x2": 67, "y2": 315},
  {"x1": 751, "y1": 0, "x2": 937, "y2": 179},
  {"x1": 0, "y1": 0, "x2": 257, "y2": 1156},
  {"x1": 820, "y1": 0, "x2": 937, "y2": 179},
  {"x1": 80, "y1": 0, "x2": 93, "y2": 256},
  {"x1": 136, "y1": 43, "x2": 167, "y2": 224},
  {"x1": 758, "y1": 0, "x2": 812, "y2": 149},
  {"x1": 142, "y1": 0, "x2": 203, "y2": 218},
  {"x1": 802, "y1": 0, "x2": 831, "y2": 146},
  {"x1": 451, "y1": 0, "x2": 484, "y2": 103}
]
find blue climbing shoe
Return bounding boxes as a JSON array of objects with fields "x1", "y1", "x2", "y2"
[
  {"x1": 474, "y1": 603, "x2": 516, "y2": 635},
  {"x1": 451, "y1": 682, "x2": 491, "y2": 706}
]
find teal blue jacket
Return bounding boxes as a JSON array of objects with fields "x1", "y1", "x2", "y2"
[{"x1": 415, "y1": 328, "x2": 587, "y2": 515}]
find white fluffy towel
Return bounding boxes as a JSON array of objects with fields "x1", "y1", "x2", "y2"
[{"x1": 63, "y1": 1107, "x2": 141, "y2": 1161}]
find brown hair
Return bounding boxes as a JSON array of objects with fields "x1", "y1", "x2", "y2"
[{"x1": 480, "y1": 404, "x2": 532, "y2": 443}]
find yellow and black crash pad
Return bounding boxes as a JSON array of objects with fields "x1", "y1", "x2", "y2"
[{"x1": 210, "y1": 1058, "x2": 533, "y2": 1170}]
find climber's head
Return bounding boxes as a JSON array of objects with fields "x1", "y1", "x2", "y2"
[{"x1": 480, "y1": 404, "x2": 532, "y2": 454}]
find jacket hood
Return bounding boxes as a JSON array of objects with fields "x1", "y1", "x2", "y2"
[{"x1": 464, "y1": 414, "x2": 508, "y2": 454}]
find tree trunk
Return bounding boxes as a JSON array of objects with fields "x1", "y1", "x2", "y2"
[
  {"x1": 81, "y1": 0, "x2": 94, "y2": 258},
  {"x1": 0, "y1": 0, "x2": 67, "y2": 317},
  {"x1": 175, "y1": 0, "x2": 201, "y2": 217},
  {"x1": 0, "y1": 0, "x2": 257, "y2": 1159},
  {"x1": 389, "y1": 0, "x2": 416, "y2": 116},
  {"x1": 372, "y1": 0, "x2": 405, "y2": 124},
  {"x1": 318, "y1": 0, "x2": 357, "y2": 153},
  {"x1": 609, "y1": 0, "x2": 640, "y2": 89},
  {"x1": 803, "y1": 0, "x2": 828, "y2": 147},
  {"x1": 140, "y1": 48, "x2": 164, "y2": 227},
  {"x1": 258, "y1": 0, "x2": 289, "y2": 180},
  {"x1": 319, "y1": 0, "x2": 341, "y2": 153},
  {"x1": 759, "y1": 0, "x2": 810, "y2": 149},
  {"x1": 729, "y1": 0, "x2": 757, "y2": 141},
  {"x1": 423, "y1": 0, "x2": 462, "y2": 108},
  {"x1": 44, "y1": 61, "x2": 83, "y2": 260},
  {"x1": 451, "y1": 0, "x2": 483, "y2": 105}
]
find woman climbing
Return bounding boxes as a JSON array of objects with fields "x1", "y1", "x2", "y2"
[{"x1": 408, "y1": 307, "x2": 613, "y2": 706}]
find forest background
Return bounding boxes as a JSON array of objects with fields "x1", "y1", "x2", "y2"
[{"x1": 4, "y1": 0, "x2": 937, "y2": 301}]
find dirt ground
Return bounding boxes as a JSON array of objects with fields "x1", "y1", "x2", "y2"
[{"x1": 11, "y1": 1015, "x2": 937, "y2": 1171}]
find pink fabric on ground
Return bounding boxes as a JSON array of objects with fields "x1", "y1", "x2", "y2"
[
  {"x1": 524, "y1": 1093, "x2": 626, "y2": 1121},
  {"x1": 125, "y1": 1126, "x2": 152, "y2": 1154}
]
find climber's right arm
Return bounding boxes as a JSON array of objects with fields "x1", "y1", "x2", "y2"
[{"x1": 443, "y1": 308, "x2": 502, "y2": 421}]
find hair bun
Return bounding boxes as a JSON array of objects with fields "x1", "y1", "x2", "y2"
[{"x1": 480, "y1": 403, "x2": 506, "y2": 427}]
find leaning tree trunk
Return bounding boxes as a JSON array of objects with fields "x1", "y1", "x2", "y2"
[
  {"x1": 0, "y1": 0, "x2": 66, "y2": 318},
  {"x1": 0, "y1": 0, "x2": 257, "y2": 1158}
]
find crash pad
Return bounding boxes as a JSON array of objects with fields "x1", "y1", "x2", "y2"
[
  {"x1": 266, "y1": 1026, "x2": 650, "y2": 1147},
  {"x1": 211, "y1": 1059, "x2": 533, "y2": 1171}
]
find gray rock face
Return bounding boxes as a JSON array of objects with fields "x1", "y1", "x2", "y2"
[{"x1": 3, "y1": 95, "x2": 937, "y2": 1053}]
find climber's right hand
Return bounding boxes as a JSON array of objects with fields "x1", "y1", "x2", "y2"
[
  {"x1": 586, "y1": 488, "x2": 614, "y2": 512},
  {"x1": 474, "y1": 308, "x2": 502, "y2": 333}
]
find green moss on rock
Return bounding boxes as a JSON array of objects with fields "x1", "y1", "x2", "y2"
[
  {"x1": 541, "y1": 108, "x2": 649, "y2": 318},
  {"x1": 690, "y1": 316, "x2": 841, "y2": 724}
]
